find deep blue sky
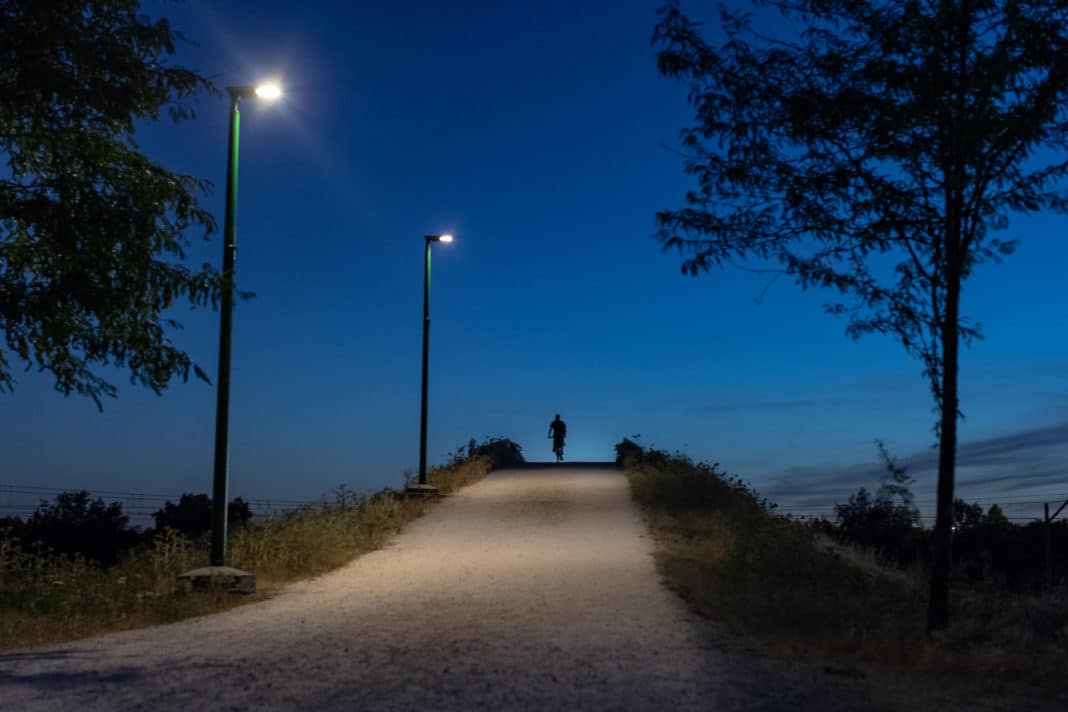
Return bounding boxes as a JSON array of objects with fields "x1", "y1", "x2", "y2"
[{"x1": 3, "y1": 1, "x2": 1066, "y2": 517}]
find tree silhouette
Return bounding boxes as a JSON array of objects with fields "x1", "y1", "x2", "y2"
[
  {"x1": 985, "y1": 503, "x2": 1009, "y2": 527},
  {"x1": 954, "y1": 499, "x2": 985, "y2": 530},
  {"x1": 153, "y1": 493, "x2": 251, "y2": 540},
  {"x1": 834, "y1": 488, "x2": 918, "y2": 560},
  {"x1": 834, "y1": 442, "x2": 922, "y2": 564},
  {"x1": 1, "y1": 0, "x2": 221, "y2": 407},
  {"x1": 654, "y1": 0, "x2": 1068, "y2": 629},
  {"x1": 23, "y1": 490, "x2": 137, "y2": 566}
]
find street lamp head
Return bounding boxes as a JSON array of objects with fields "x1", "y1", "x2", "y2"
[
  {"x1": 425, "y1": 233, "x2": 454, "y2": 243},
  {"x1": 254, "y1": 83, "x2": 282, "y2": 100},
  {"x1": 227, "y1": 82, "x2": 283, "y2": 102},
  {"x1": 439, "y1": 234, "x2": 454, "y2": 243}
]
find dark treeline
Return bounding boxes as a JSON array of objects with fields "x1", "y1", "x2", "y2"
[
  {"x1": 0, "y1": 491, "x2": 252, "y2": 567},
  {"x1": 810, "y1": 440, "x2": 1068, "y2": 592},
  {"x1": 0, "y1": 436, "x2": 526, "y2": 570},
  {"x1": 810, "y1": 492, "x2": 1068, "y2": 592}
]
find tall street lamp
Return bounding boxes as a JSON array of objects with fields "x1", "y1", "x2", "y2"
[
  {"x1": 210, "y1": 82, "x2": 282, "y2": 569},
  {"x1": 414, "y1": 233, "x2": 453, "y2": 493}
]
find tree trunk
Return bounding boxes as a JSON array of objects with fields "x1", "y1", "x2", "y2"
[
  {"x1": 927, "y1": 268, "x2": 960, "y2": 631},
  {"x1": 929, "y1": 13, "x2": 967, "y2": 628}
]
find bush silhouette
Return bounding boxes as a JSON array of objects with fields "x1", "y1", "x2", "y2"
[
  {"x1": 152, "y1": 494, "x2": 252, "y2": 540},
  {"x1": 833, "y1": 487, "x2": 924, "y2": 566},
  {"x1": 466, "y1": 437, "x2": 524, "y2": 468},
  {"x1": 615, "y1": 438, "x2": 643, "y2": 467},
  {"x1": 22, "y1": 491, "x2": 138, "y2": 567}
]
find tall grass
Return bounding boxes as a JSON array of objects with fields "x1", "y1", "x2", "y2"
[
  {"x1": 622, "y1": 448, "x2": 1067, "y2": 703},
  {"x1": 0, "y1": 455, "x2": 494, "y2": 651},
  {"x1": 0, "y1": 528, "x2": 224, "y2": 648}
]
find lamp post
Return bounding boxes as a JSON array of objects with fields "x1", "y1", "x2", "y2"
[
  {"x1": 209, "y1": 82, "x2": 282, "y2": 568},
  {"x1": 415, "y1": 233, "x2": 453, "y2": 491}
]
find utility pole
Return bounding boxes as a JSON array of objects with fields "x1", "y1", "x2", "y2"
[{"x1": 1044, "y1": 500, "x2": 1067, "y2": 590}]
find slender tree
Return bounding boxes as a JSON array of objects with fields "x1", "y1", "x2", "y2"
[
  {"x1": 653, "y1": 0, "x2": 1068, "y2": 629},
  {"x1": 0, "y1": 0, "x2": 221, "y2": 407}
]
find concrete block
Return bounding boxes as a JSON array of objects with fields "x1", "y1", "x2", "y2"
[
  {"x1": 404, "y1": 483, "x2": 440, "y2": 497},
  {"x1": 178, "y1": 566, "x2": 256, "y2": 594}
]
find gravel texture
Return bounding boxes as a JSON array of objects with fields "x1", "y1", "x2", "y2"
[{"x1": 0, "y1": 464, "x2": 861, "y2": 711}]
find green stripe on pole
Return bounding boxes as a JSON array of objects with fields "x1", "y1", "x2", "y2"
[{"x1": 211, "y1": 100, "x2": 241, "y2": 567}]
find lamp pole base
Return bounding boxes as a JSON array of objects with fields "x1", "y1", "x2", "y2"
[
  {"x1": 178, "y1": 566, "x2": 256, "y2": 594},
  {"x1": 404, "y1": 483, "x2": 440, "y2": 497}
]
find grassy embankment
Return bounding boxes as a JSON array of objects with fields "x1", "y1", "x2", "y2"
[
  {"x1": 0, "y1": 452, "x2": 499, "y2": 651},
  {"x1": 621, "y1": 445, "x2": 1067, "y2": 708}
]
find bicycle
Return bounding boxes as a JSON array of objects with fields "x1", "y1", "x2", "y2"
[{"x1": 550, "y1": 436, "x2": 565, "y2": 463}]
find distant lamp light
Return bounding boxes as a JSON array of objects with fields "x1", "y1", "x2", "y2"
[
  {"x1": 439, "y1": 234, "x2": 454, "y2": 243},
  {"x1": 254, "y1": 83, "x2": 282, "y2": 100}
]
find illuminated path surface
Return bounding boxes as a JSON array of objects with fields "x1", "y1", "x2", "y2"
[{"x1": 0, "y1": 465, "x2": 854, "y2": 711}]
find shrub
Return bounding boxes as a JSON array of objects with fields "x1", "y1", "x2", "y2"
[
  {"x1": 21, "y1": 491, "x2": 139, "y2": 567},
  {"x1": 833, "y1": 487, "x2": 925, "y2": 566},
  {"x1": 466, "y1": 436, "x2": 524, "y2": 468},
  {"x1": 614, "y1": 437, "x2": 643, "y2": 467},
  {"x1": 830, "y1": 440, "x2": 924, "y2": 567},
  {"x1": 152, "y1": 494, "x2": 252, "y2": 540}
]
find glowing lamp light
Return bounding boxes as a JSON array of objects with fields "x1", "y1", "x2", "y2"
[
  {"x1": 254, "y1": 83, "x2": 282, "y2": 100},
  {"x1": 439, "y1": 234, "x2": 454, "y2": 243}
]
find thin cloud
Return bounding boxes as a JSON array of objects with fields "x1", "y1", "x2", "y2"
[
  {"x1": 949, "y1": 464, "x2": 1068, "y2": 494},
  {"x1": 764, "y1": 422, "x2": 1068, "y2": 504},
  {"x1": 957, "y1": 423, "x2": 1068, "y2": 467}
]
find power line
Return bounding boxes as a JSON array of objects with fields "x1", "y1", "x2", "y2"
[{"x1": 0, "y1": 482, "x2": 327, "y2": 524}]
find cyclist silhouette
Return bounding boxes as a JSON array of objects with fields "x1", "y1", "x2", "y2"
[{"x1": 548, "y1": 414, "x2": 567, "y2": 462}]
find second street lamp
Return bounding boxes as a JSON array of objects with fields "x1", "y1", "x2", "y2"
[
  {"x1": 209, "y1": 82, "x2": 282, "y2": 569},
  {"x1": 414, "y1": 233, "x2": 453, "y2": 493}
]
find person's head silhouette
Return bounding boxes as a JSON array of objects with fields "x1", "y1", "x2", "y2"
[{"x1": 555, "y1": 413, "x2": 560, "y2": 420}]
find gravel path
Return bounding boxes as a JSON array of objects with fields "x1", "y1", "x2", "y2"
[{"x1": 0, "y1": 465, "x2": 858, "y2": 711}]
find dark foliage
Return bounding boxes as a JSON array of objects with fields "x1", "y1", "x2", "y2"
[
  {"x1": 954, "y1": 518, "x2": 1068, "y2": 590},
  {"x1": 615, "y1": 439, "x2": 774, "y2": 515},
  {"x1": 834, "y1": 488, "x2": 926, "y2": 566},
  {"x1": 614, "y1": 437, "x2": 643, "y2": 467},
  {"x1": 826, "y1": 447, "x2": 1067, "y2": 590},
  {"x1": 152, "y1": 493, "x2": 252, "y2": 540},
  {"x1": 833, "y1": 440, "x2": 923, "y2": 564},
  {"x1": 0, "y1": 515, "x2": 24, "y2": 542},
  {"x1": 828, "y1": 499, "x2": 1068, "y2": 591},
  {"x1": 954, "y1": 499, "x2": 985, "y2": 530},
  {"x1": 464, "y1": 436, "x2": 525, "y2": 468},
  {"x1": 21, "y1": 490, "x2": 138, "y2": 566},
  {"x1": 0, "y1": 0, "x2": 221, "y2": 407}
]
